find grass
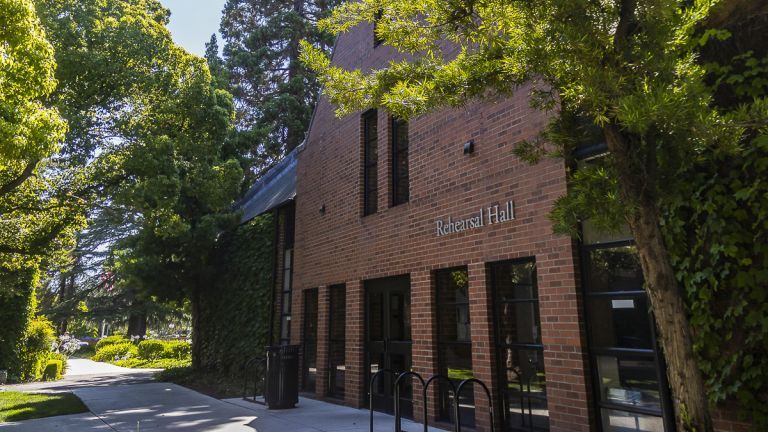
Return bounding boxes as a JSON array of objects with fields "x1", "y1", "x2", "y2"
[{"x1": 0, "y1": 392, "x2": 88, "y2": 422}]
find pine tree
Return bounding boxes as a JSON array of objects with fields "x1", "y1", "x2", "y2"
[{"x1": 220, "y1": 0, "x2": 338, "y2": 174}]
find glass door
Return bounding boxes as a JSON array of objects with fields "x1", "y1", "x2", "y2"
[{"x1": 366, "y1": 276, "x2": 412, "y2": 417}]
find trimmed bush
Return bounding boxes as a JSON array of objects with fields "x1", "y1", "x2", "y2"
[
  {"x1": 19, "y1": 317, "x2": 55, "y2": 382},
  {"x1": 163, "y1": 341, "x2": 191, "y2": 360},
  {"x1": 49, "y1": 352, "x2": 68, "y2": 375},
  {"x1": 92, "y1": 342, "x2": 137, "y2": 362},
  {"x1": 42, "y1": 360, "x2": 62, "y2": 381},
  {"x1": 137, "y1": 340, "x2": 165, "y2": 360},
  {"x1": 95, "y1": 335, "x2": 126, "y2": 351}
]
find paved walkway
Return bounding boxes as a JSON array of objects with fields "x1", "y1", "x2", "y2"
[{"x1": 1, "y1": 359, "x2": 447, "y2": 431}]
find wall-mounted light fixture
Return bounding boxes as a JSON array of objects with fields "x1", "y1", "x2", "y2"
[
  {"x1": 463, "y1": 140, "x2": 475, "y2": 155},
  {"x1": 319, "y1": 204, "x2": 326, "y2": 215}
]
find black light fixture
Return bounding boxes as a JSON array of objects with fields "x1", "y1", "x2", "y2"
[
  {"x1": 319, "y1": 204, "x2": 326, "y2": 215},
  {"x1": 463, "y1": 140, "x2": 475, "y2": 155}
]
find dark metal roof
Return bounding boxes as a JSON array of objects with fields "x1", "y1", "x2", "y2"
[{"x1": 235, "y1": 146, "x2": 299, "y2": 223}]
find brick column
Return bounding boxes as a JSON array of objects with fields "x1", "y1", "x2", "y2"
[
  {"x1": 410, "y1": 270, "x2": 438, "y2": 424},
  {"x1": 345, "y1": 279, "x2": 366, "y2": 407},
  {"x1": 316, "y1": 285, "x2": 330, "y2": 398},
  {"x1": 537, "y1": 241, "x2": 593, "y2": 432},
  {"x1": 468, "y1": 262, "x2": 500, "y2": 432}
]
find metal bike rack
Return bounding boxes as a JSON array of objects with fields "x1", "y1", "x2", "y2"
[
  {"x1": 369, "y1": 370, "x2": 494, "y2": 432},
  {"x1": 454, "y1": 378, "x2": 495, "y2": 432},
  {"x1": 423, "y1": 375, "x2": 456, "y2": 432},
  {"x1": 242, "y1": 356, "x2": 267, "y2": 404},
  {"x1": 369, "y1": 369, "x2": 397, "y2": 432},
  {"x1": 393, "y1": 371, "x2": 425, "y2": 432}
]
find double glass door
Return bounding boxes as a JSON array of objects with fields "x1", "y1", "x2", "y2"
[{"x1": 366, "y1": 276, "x2": 412, "y2": 417}]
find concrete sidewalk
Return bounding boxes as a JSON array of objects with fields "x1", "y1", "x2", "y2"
[{"x1": 225, "y1": 397, "x2": 448, "y2": 432}]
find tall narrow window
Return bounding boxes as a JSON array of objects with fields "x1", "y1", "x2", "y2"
[
  {"x1": 436, "y1": 267, "x2": 474, "y2": 427},
  {"x1": 328, "y1": 284, "x2": 346, "y2": 399},
  {"x1": 373, "y1": 9, "x2": 384, "y2": 47},
  {"x1": 363, "y1": 110, "x2": 378, "y2": 215},
  {"x1": 391, "y1": 118, "x2": 409, "y2": 206},
  {"x1": 491, "y1": 259, "x2": 549, "y2": 431},
  {"x1": 278, "y1": 205, "x2": 295, "y2": 345},
  {"x1": 302, "y1": 288, "x2": 318, "y2": 392}
]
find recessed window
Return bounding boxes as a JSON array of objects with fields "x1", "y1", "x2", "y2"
[
  {"x1": 328, "y1": 284, "x2": 346, "y2": 399},
  {"x1": 363, "y1": 110, "x2": 378, "y2": 216},
  {"x1": 490, "y1": 259, "x2": 550, "y2": 431},
  {"x1": 302, "y1": 288, "x2": 318, "y2": 392},
  {"x1": 391, "y1": 118, "x2": 409, "y2": 206},
  {"x1": 373, "y1": 9, "x2": 384, "y2": 47},
  {"x1": 436, "y1": 267, "x2": 475, "y2": 428}
]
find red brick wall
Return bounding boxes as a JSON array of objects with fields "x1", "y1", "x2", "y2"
[{"x1": 289, "y1": 20, "x2": 593, "y2": 432}]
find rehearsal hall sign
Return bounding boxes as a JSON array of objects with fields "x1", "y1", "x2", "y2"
[{"x1": 435, "y1": 200, "x2": 515, "y2": 237}]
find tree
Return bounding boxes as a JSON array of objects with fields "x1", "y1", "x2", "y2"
[
  {"x1": 220, "y1": 0, "x2": 338, "y2": 175},
  {"x1": 302, "y1": 1, "x2": 768, "y2": 430}
]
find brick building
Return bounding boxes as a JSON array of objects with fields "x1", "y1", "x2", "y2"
[{"x1": 236, "y1": 18, "x2": 750, "y2": 432}]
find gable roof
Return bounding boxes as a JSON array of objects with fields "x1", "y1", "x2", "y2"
[{"x1": 234, "y1": 146, "x2": 299, "y2": 223}]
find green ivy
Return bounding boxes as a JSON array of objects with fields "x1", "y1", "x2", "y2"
[
  {"x1": 196, "y1": 214, "x2": 274, "y2": 376},
  {"x1": 662, "y1": 134, "x2": 768, "y2": 427},
  {"x1": 0, "y1": 267, "x2": 38, "y2": 382}
]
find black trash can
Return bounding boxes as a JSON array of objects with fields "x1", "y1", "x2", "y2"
[{"x1": 264, "y1": 345, "x2": 300, "y2": 409}]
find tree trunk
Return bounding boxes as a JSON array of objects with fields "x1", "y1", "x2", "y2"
[
  {"x1": 604, "y1": 125, "x2": 713, "y2": 432},
  {"x1": 190, "y1": 288, "x2": 202, "y2": 370},
  {"x1": 127, "y1": 310, "x2": 147, "y2": 338}
]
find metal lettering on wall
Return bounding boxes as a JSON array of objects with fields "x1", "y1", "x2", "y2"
[{"x1": 435, "y1": 201, "x2": 515, "y2": 237}]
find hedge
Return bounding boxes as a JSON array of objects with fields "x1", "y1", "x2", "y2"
[{"x1": 92, "y1": 342, "x2": 137, "y2": 362}]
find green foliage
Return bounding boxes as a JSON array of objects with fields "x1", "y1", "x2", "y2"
[
  {"x1": 196, "y1": 214, "x2": 273, "y2": 374},
  {"x1": 0, "y1": 268, "x2": 37, "y2": 382},
  {"x1": 112, "y1": 358, "x2": 190, "y2": 369},
  {"x1": 163, "y1": 340, "x2": 191, "y2": 360},
  {"x1": 95, "y1": 335, "x2": 127, "y2": 351},
  {"x1": 137, "y1": 340, "x2": 166, "y2": 360},
  {"x1": 42, "y1": 359, "x2": 62, "y2": 381},
  {"x1": 220, "y1": 0, "x2": 339, "y2": 172},
  {"x1": 19, "y1": 316, "x2": 55, "y2": 382},
  {"x1": 92, "y1": 342, "x2": 136, "y2": 362},
  {"x1": 662, "y1": 135, "x2": 768, "y2": 427},
  {"x1": 49, "y1": 352, "x2": 68, "y2": 375}
]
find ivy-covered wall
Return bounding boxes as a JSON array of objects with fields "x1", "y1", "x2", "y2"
[
  {"x1": 0, "y1": 267, "x2": 38, "y2": 381},
  {"x1": 663, "y1": 136, "x2": 768, "y2": 427},
  {"x1": 197, "y1": 213, "x2": 274, "y2": 375}
]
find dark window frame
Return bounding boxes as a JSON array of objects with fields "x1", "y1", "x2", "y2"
[
  {"x1": 391, "y1": 117, "x2": 409, "y2": 207},
  {"x1": 302, "y1": 288, "x2": 319, "y2": 392},
  {"x1": 373, "y1": 9, "x2": 384, "y2": 47},
  {"x1": 328, "y1": 284, "x2": 346, "y2": 399},
  {"x1": 435, "y1": 266, "x2": 474, "y2": 427},
  {"x1": 362, "y1": 109, "x2": 378, "y2": 216},
  {"x1": 490, "y1": 258, "x2": 550, "y2": 432},
  {"x1": 581, "y1": 240, "x2": 675, "y2": 430},
  {"x1": 278, "y1": 247, "x2": 294, "y2": 345}
]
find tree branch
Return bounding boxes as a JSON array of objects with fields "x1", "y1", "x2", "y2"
[{"x1": 0, "y1": 159, "x2": 39, "y2": 197}]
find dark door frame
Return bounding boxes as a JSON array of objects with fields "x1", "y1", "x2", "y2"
[{"x1": 364, "y1": 275, "x2": 413, "y2": 417}]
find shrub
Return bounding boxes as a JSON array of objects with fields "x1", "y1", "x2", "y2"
[
  {"x1": 163, "y1": 341, "x2": 191, "y2": 360},
  {"x1": 95, "y1": 335, "x2": 126, "y2": 350},
  {"x1": 137, "y1": 340, "x2": 165, "y2": 360},
  {"x1": 92, "y1": 342, "x2": 137, "y2": 362},
  {"x1": 42, "y1": 360, "x2": 62, "y2": 381},
  {"x1": 19, "y1": 317, "x2": 55, "y2": 382},
  {"x1": 49, "y1": 352, "x2": 68, "y2": 375}
]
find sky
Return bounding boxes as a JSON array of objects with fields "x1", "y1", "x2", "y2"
[{"x1": 160, "y1": 0, "x2": 227, "y2": 57}]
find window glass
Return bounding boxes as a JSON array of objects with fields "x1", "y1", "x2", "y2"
[
  {"x1": 302, "y1": 289, "x2": 318, "y2": 392},
  {"x1": 329, "y1": 285, "x2": 346, "y2": 399},
  {"x1": 491, "y1": 259, "x2": 549, "y2": 432},
  {"x1": 436, "y1": 267, "x2": 474, "y2": 427},
  {"x1": 597, "y1": 355, "x2": 662, "y2": 410},
  {"x1": 392, "y1": 118, "x2": 409, "y2": 206},
  {"x1": 588, "y1": 296, "x2": 653, "y2": 349},
  {"x1": 587, "y1": 246, "x2": 643, "y2": 292},
  {"x1": 601, "y1": 409, "x2": 665, "y2": 432},
  {"x1": 363, "y1": 110, "x2": 378, "y2": 215}
]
